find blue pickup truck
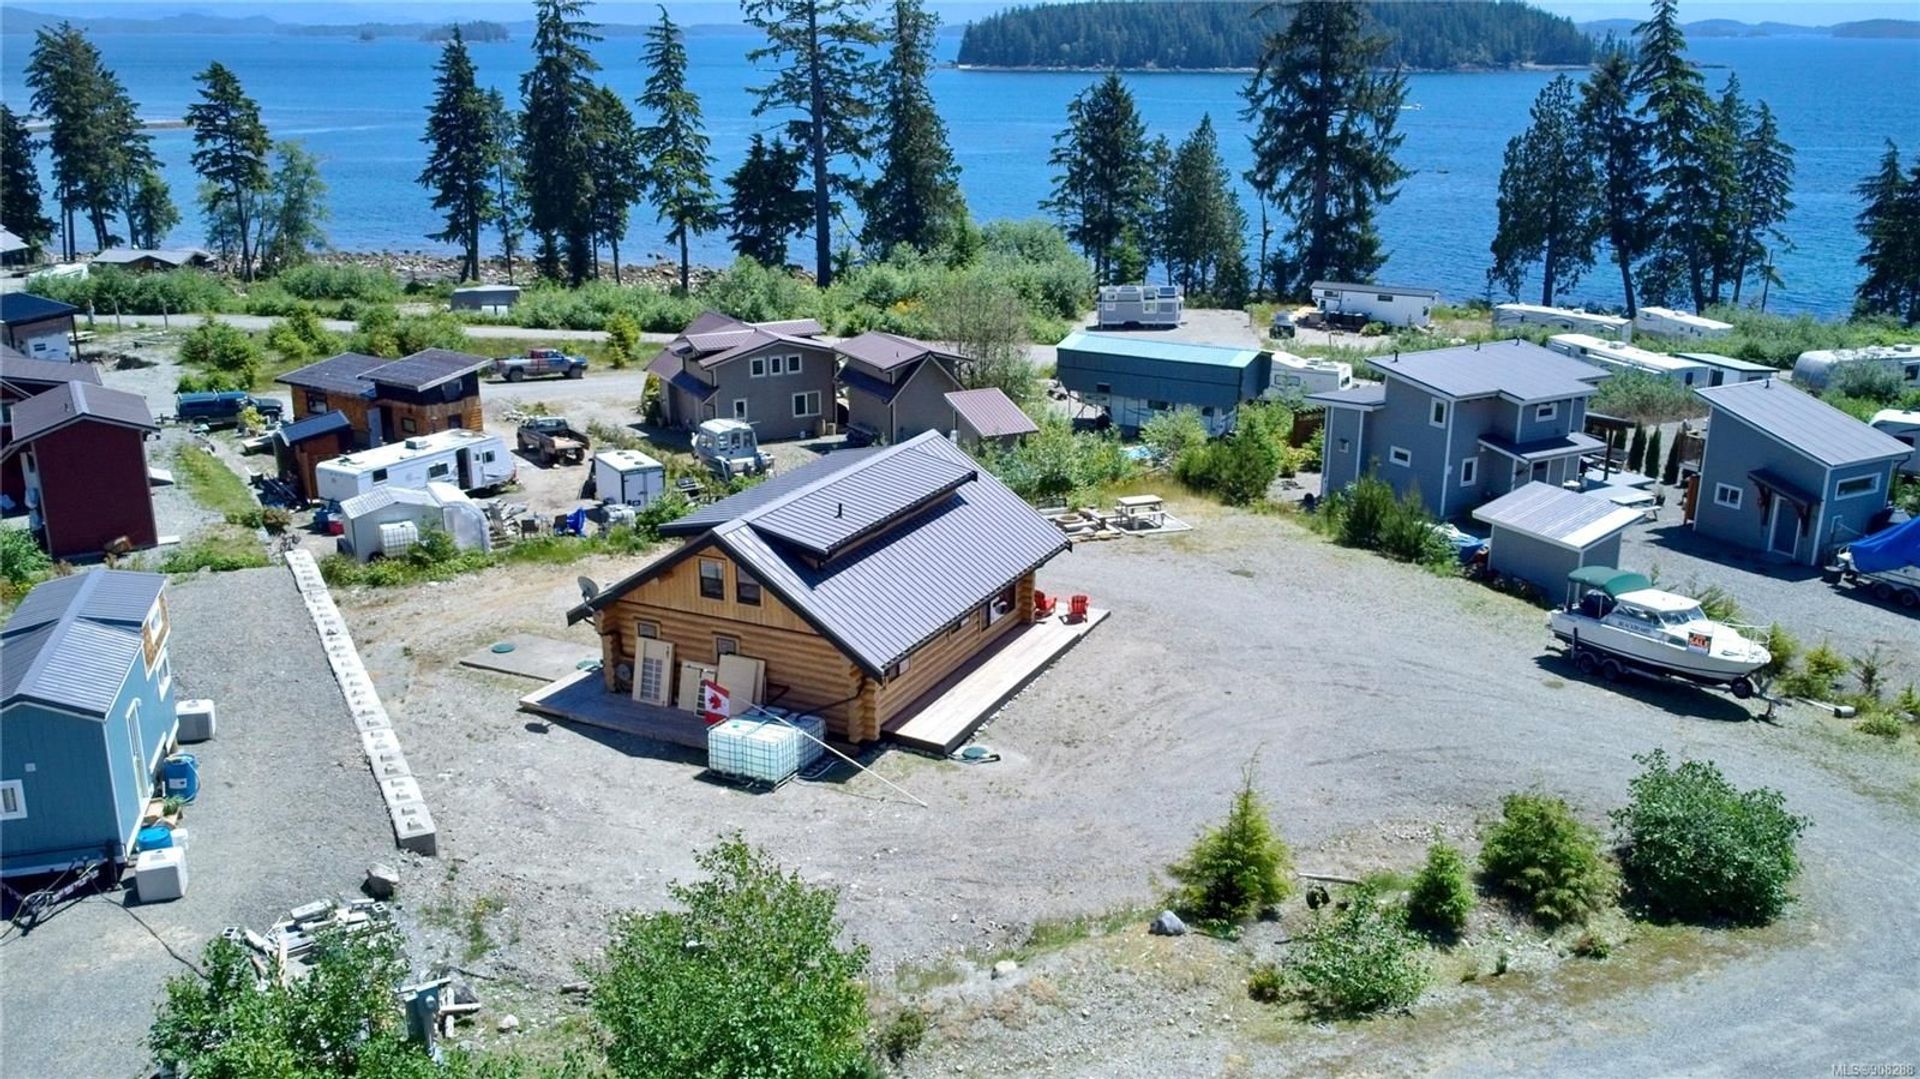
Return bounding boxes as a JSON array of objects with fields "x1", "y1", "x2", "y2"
[{"x1": 173, "y1": 390, "x2": 284, "y2": 427}]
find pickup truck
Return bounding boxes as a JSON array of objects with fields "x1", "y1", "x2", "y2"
[
  {"x1": 492, "y1": 348, "x2": 588, "y2": 382},
  {"x1": 516, "y1": 416, "x2": 591, "y2": 466},
  {"x1": 173, "y1": 390, "x2": 284, "y2": 427}
]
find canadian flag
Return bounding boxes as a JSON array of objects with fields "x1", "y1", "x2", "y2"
[{"x1": 700, "y1": 679, "x2": 731, "y2": 725}]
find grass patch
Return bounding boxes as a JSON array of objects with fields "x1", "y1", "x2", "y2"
[
  {"x1": 891, "y1": 958, "x2": 967, "y2": 995},
  {"x1": 171, "y1": 445, "x2": 260, "y2": 519},
  {"x1": 995, "y1": 906, "x2": 1149, "y2": 964},
  {"x1": 156, "y1": 526, "x2": 268, "y2": 574}
]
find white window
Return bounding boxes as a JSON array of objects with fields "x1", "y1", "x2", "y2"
[
  {"x1": 1389, "y1": 446, "x2": 1412, "y2": 467},
  {"x1": 732, "y1": 399, "x2": 749, "y2": 420},
  {"x1": 1459, "y1": 457, "x2": 1478, "y2": 486},
  {"x1": 1535, "y1": 401, "x2": 1558, "y2": 422},
  {"x1": 155, "y1": 651, "x2": 173, "y2": 699},
  {"x1": 750, "y1": 357, "x2": 766, "y2": 378},
  {"x1": 766, "y1": 355, "x2": 784, "y2": 375},
  {"x1": 127, "y1": 700, "x2": 145, "y2": 787},
  {"x1": 1836, "y1": 474, "x2": 1880, "y2": 499},
  {"x1": 1713, "y1": 483, "x2": 1743, "y2": 509},
  {"x1": 0, "y1": 780, "x2": 25, "y2": 821},
  {"x1": 1430, "y1": 399, "x2": 1447, "y2": 427},
  {"x1": 792, "y1": 391, "x2": 821, "y2": 418},
  {"x1": 786, "y1": 354, "x2": 802, "y2": 376}
]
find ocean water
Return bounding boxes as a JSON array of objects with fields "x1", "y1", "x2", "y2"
[{"x1": 1, "y1": 26, "x2": 1915, "y2": 317}]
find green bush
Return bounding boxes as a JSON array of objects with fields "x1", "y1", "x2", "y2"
[
  {"x1": 1761, "y1": 623, "x2": 1798, "y2": 679},
  {"x1": 345, "y1": 307, "x2": 470, "y2": 358},
  {"x1": 594, "y1": 836, "x2": 870, "y2": 1079},
  {"x1": 1140, "y1": 408, "x2": 1209, "y2": 468},
  {"x1": 605, "y1": 310, "x2": 642, "y2": 369},
  {"x1": 1, "y1": 528, "x2": 52, "y2": 588},
  {"x1": 179, "y1": 318, "x2": 263, "y2": 388},
  {"x1": 1246, "y1": 962, "x2": 1285, "y2": 1003},
  {"x1": 1175, "y1": 432, "x2": 1280, "y2": 506},
  {"x1": 703, "y1": 258, "x2": 824, "y2": 324},
  {"x1": 1478, "y1": 793, "x2": 1613, "y2": 927},
  {"x1": 1892, "y1": 684, "x2": 1920, "y2": 720},
  {"x1": 875, "y1": 1007, "x2": 927, "y2": 1064},
  {"x1": 35, "y1": 266, "x2": 236, "y2": 316},
  {"x1": 1592, "y1": 369, "x2": 1702, "y2": 426},
  {"x1": 1570, "y1": 930, "x2": 1612, "y2": 959},
  {"x1": 1166, "y1": 770, "x2": 1295, "y2": 927},
  {"x1": 1610, "y1": 749, "x2": 1809, "y2": 926},
  {"x1": 273, "y1": 262, "x2": 402, "y2": 303},
  {"x1": 1287, "y1": 885, "x2": 1429, "y2": 1017},
  {"x1": 1778, "y1": 641, "x2": 1848, "y2": 700},
  {"x1": 980, "y1": 417, "x2": 1136, "y2": 505},
  {"x1": 158, "y1": 541, "x2": 269, "y2": 574},
  {"x1": 1854, "y1": 710, "x2": 1906, "y2": 738},
  {"x1": 1406, "y1": 842, "x2": 1476, "y2": 939}
]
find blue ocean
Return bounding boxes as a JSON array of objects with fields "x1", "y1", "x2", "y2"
[{"x1": 2, "y1": 24, "x2": 1915, "y2": 317}]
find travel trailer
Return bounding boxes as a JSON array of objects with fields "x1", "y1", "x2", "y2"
[
  {"x1": 1095, "y1": 284, "x2": 1183, "y2": 329},
  {"x1": 313, "y1": 428, "x2": 514, "y2": 503},
  {"x1": 1309, "y1": 281, "x2": 1438, "y2": 328},
  {"x1": 1791, "y1": 344, "x2": 1920, "y2": 392},
  {"x1": 1634, "y1": 306, "x2": 1732, "y2": 341},
  {"x1": 1267, "y1": 350, "x2": 1354, "y2": 396},
  {"x1": 1492, "y1": 303, "x2": 1632, "y2": 340},
  {"x1": 1548, "y1": 334, "x2": 1710, "y2": 386}
]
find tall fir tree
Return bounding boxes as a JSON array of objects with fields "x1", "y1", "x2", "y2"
[
  {"x1": 1042, "y1": 73, "x2": 1154, "y2": 284},
  {"x1": 1700, "y1": 73, "x2": 1750, "y2": 305},
  {"x1": 519, "y1": 0, "x2": 601, "y2": 284},
  {"x1": 1633, "y1": 0, "x2": 1720, "y2": 310},
  {"x1": 635, "y1": 8, "x2": 721, "y2": 294},
  {"x1": 1730, "y1": 100, "x2": 1794, "y2": 306},
  {"x1": 1578, "y1": 45, "x2": 1651, "y2": 316},
  {"x1": 25, "y1": 24, "x2": 133, "y2": 256},
  {"x1": 1853, "y1": 142, "x2": 1920, "y2": 324},
  {"x1": 100, "y1": 65, "x2": 158, "y2": 252},
  {"x1": 725, "y1": 134, "x2": 813, "y2": 267},
  {"x1": 742, "y1": 0, "x2": 884, "y2": 287},
  {"x1": 0, "y1": 105, "x2": 54, "y2": 257},
  {"x1": 1488, "y1": 75, "x2": 1600, "y2": 306},
  {"x1": 861, "y1": 0, "x2": 964, "y2": 258},
  {"x1": 485, "y1": 90, "x2": 526, "y2": 283},
  {"x1": 1240, "y1": 0, "x2": 1407, "y2": 294},
  {"x1": 419, "y1": 27, "x2": 499, "y2": 282},
  {"x1": 1142, "y1": 134, "x2": 1175, "y2": 284},
  {"x1": 185, "y1": 61, "x2": 271, "y2": 279},
  {"x1": 582, "y1": 86, "x2": 642, "y2": 282},
  {"x1": 126, "y1": 169, "x2": 179, "y2": 250},
  {"x1": 256, "y1": 140, "x2": 328, "y2": 275},
  {"x1": 1161, "y1": 116, "x2": 1248, "y2": 300}
]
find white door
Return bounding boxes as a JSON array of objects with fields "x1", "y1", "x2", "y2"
[{"x1": 633, "y1": 639, "x2": 674, "y2": 706}]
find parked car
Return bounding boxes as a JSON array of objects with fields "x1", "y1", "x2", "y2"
[
  {"x1": 492, "y1": 347, "x2": 588, "y2": 382},
  {"x1": 173, "y1": 390, "x2": 283, "y2": 427},
  {"x1": 692, "y1": 418, "x2": 772, "y2": 479},
  {"x1": 516, "y1": 416, "x2": 590, "y2": 466}
]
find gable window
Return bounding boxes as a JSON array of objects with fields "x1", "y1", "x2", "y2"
[
  {"x1": 1429, "y1": 399, "x2": 1447, "y2": 427},
  {"x1": 750, "y1": 357, "x2": 766, "y2": 378},
  {"x1": 1836, "y1": 474, "x2": 1880, "y2": 499},
  {"x1": 793, "y1": 391, "x2": 821, "y2": 418},
  {"x1": 1713, "y1": 483, "x2": 1743, "y2": 510},
  {"x1": 1389, "y1": 446, "x2": 1412, "y2": 468},
  {"x1": 714, "y1": 635, "x2": 739, "y2": 658},
  {"x1": 767, "y1": 355, "x2": 784, "y2": 375},
  {"x1": 732, "y1": 399, "x2": 749, "y2": 420},
  {"x1": 401, "y1": 417, "x2": 418, "y2": 434},
  {"x1": 1535, "y1": 401, "x2": 1558, "y2": 422},
  {"x1": 698, "y1": 559, "x2": 725, "y2": 599},
  {"x1": 786, "y1": 355, "x2": 802, "y2": 376},
  {"x1": 1094, "y1": 383, "x2": 1112, "y2": 395},
  {"x1": 736, "y1": 570, "x2": 762, "y2": 606},
  {"x1": 0, "y1": 780, "x2": 25, "y2": 821},
  {"x1": 1459, "y1": 457, "x2": 1478, "y2": 487},
  {"x1": 636, "y1": 619, "x2": 659, "y2": 639}
]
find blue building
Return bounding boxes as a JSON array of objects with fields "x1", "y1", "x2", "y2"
[
  {"x1": 1, "y1": 571, "x2": 177, "y2": 878},
  {"x1": 1054, "y1": 331, "x2": 1269, "y2": 437}
]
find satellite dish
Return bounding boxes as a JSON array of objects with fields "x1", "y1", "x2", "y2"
[{"x1": 577, "y1": 576, "x2": 599, "y2": 602}]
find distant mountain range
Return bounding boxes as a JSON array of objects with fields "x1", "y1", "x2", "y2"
[{"x1": 1579, "y1": 17, "x2": 1920, "y2": 40}]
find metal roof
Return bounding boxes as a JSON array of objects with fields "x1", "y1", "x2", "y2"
[
  {"x1": 0, "y1": 227, "x2": 24, "y2": 255},
  {"x1": 339, "y1": 484, "x2": 441, "y2": 517},
  {"x1": 581, "y1": 433, "x2": 1068, "y2": 676},
  {"x1": 667, "y1": 312, "x2": 826, "y2": 369},
  {"x1": 1307, "y1": 383, "x2": 1386, "y2": 409},
  {"x1": 1372, "y1": 340, "x2": 1604, "y2": 404},
  {"x1": 1472, "y1": 482, "x2": 1644, "y2": 550},
  {"x1": 276, "y1": 352, "x2": 387, "y2": 395},
  {"x1": 5, "y1": 380, "x2": 157, "y2": 444},
  {"x1": 2, "y1": 352, "x2": 101, "y2": 392},
  {"x1": 364, "y1": 348, "x2": 490, "y2": 391},
  {"x1": 1477, "y1": 430, "x2": 1605, "y2": 463},
  {"x1": 836, "y1": 331, "x2": 956, "y2": 372},
  {"x1": 1673, "y1": 352, "x2": 1776, "y2": 374},
  {"x1": 92, "y1": 247, "x2": 210, "y2": 267},
  {"x1": 1696, "y1": 379, "x2": 1911, "y2": 467},
  {"x1": 646, "y1": 351, "x2": 717, "y2": 400},
  {"x1": 318, "y1": 427, "x2": 496, "y2": 476},
  {"x1": 0, "y1": 292, "x2": 78, "y2": 325},
  {"x1": 2, "y1": 570, "x2": 165, "y2": 718},
  {"x1": 662, "y1": 446, "x2": 888, "y2": 537},
  {"x1": 945, "y1": 388, "x2": 1038, "y2": 438},
  {"x1": 275, "y1": 409, "x2": 353, "y2": 445},
  {"x1": 1311, "y1": 280, "x2": 1441, "y2": 299},
  {"x1": 839, "y1": 364, "x2": 901, "y2": 404},
  {"x1": 1055, "y1": 331, "x2": 1260, "y2": 370}
]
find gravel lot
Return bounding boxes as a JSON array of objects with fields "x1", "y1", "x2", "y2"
[
  {"x1": 0, "y1": 568, "x2": 398, "y2": 1079},
  {"x1": 326, "y1": 495, "x2": 1919, "y2": 1072}
]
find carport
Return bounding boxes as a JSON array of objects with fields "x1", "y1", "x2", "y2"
[{"x1": 1473, "y1": 481, "x2": 1644, "y2": 598}]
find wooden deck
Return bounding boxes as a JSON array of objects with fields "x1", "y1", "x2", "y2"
[
  {"x1": 520, "y1": 669, "x2": 712, "y2": 750},
  {"x1": 885, "y1": 608, "x2": 1108, "y2": 755}
]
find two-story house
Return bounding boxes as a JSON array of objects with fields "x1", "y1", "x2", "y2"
[
  {"x1": 835, "y1": 330, "x2": 969, "y2": 445},
  {"x1": 646, "y1": 312, "x2": 838, "y2": 440},
  {"x1": 1312, "y1": 340, "x2": 1608, "y2": 520},
  {"x1": 276, "y1": 348, "x2": 489, "y2": 448}
]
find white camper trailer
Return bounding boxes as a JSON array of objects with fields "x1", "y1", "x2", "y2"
[
  {"x1": 1548, "y1": 334, "x2": 1711, "y2": 386},
  {"x1": 1671, "y1": 352, "x2": 1776, "y2": 387},
  {"x1": 1492, "y1": 303, "x2": 1632, "y2": 340},
  {"x1": 1791, "y1": 344, "x2": 1920, "y2": 392},
  {"x1": 313, "y1": 428, "x2": 514, "y2": 504},
  {"x1": 1310, "y1": 281, "x2": 1438, "y2": 328},
  {"x1": 591, "y1": 449, "x2": 667, "y2": 507},
  {"x1": 336, "y1": 482, "x2": 493, "y2": 562},
  {"x1": 1634, "y1": 306, "x2": 1732, "y2": 341},
  {"x1": 1266, "y1": 350, "x2": 1355, "y2": 396},
  {"x1": 1095, "y1": 284, "x2": 1182, "y2": 329},
  {"x1": 1871, "y1": 409, "x2": 1920, "y2": 476}
]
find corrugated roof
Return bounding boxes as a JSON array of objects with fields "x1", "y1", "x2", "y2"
[
  {"x1": 1697, "y1": 379, "x2": 1910, "y2": 467},
  {"x1": 1307, "y1": 383, "x2": 1386, "y2": 408},
  {"x1": 1312, "y1": 280, "x2": 1441, "y2": 299},
  {"x1": 1472, "y1": 482, "x2": 1643, "y2": 550},
  {"x1": 662, "y1": 446, "x2": 889, "y2": 537},
  {"x1": 339, "y1": 485, "x2": 439, "y2": 517},
  {"x1": 6, "y1": 380, "x2": 157, "y2": 444},
  {"x1": 365, "y1": 348, "x2": 490, "y2": 391},
  {"x1": 275, "y1": 409, "x2": 352, "y2": 445},
  {"x1": 836, "y1": 331, "x2": 954, "y2": 372},
  {"x1": 0, "y1": 292, "x2": 78, "y2": 325},
  {"x1": 1055, "y1": 331, "x2": 1261, "y2": 369},
  {"x1": 666, "y1": 312, "x2": 827, "y2": 370},
  {"x1": 1373, "y1": 340, "x2": 1604, "y2": 403},
  {"x1": 758, "y1": 318, "x2": 825, "y2": 338},
  {"x1": 583, "y1": 434, "x2": 1068, "y2": 676},
  {"x1": 752, "y1": 450, "x2": 976, "y2": 558},
  {"x1": 647, "y1": 350, "x2": 717, "y2": 400},
  {"x1": 1478, "y1": 431, "x2": 1605, "y2": 463},
  {"x1": 840, "y1": 365, "x2": 901, "y2": 404},
  {"x1": 1, "y1": 570, "x2": 165, "y2": 717},
  {"x1": 1, "y1": 352, "x2": 101, "y2": 391},
  {"x1": 277, "y1": 352, "x2": 387, "y2": 395},
  {"x1": 945, "y1": 388, "x2": 1038, "y2": 438}
]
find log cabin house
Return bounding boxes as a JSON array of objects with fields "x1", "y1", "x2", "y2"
[
  {"x1": 566, "y1": 431, "x2": 1070, "y2": 743},
  {"x1": 276, "y1": 348, "x2": 488, "y2": 448}
]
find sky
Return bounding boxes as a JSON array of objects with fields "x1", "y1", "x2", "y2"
[{"x1": 3, "y1": 0, "x2": 1917, "y2": 27}]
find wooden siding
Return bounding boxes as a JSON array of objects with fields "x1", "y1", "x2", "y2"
[
  {"x1": 383, "y1": 396, "x2": 482, "y2": 440},
  {"x1": 873, "y1": 571, "x2": 1033, "y2": 725},
  {"x1": 27, "y1": 422, "x2": 157, "y2": 557}
]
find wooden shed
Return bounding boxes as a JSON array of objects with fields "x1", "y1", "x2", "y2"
[
  {"x1": 2, "y1": 381, "x2": 159, "y2": 558},
  {"x1": 277, "y1": 348, "x2": 489, "y2": 447},
  {"x1": 273, "y1": 409, "x2": 356, "y2": 501}
]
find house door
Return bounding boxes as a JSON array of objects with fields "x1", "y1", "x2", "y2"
[
  {"x1": 633, "y1": 639, "x2": 675, "y2": 706},
  {"x1": 1767, "y1": 500, "x2": 1800, "y2": 558}
]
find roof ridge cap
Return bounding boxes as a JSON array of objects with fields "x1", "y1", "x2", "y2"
[{"x1": 736, "y1": 434, "x2": 945, "y2": 528}]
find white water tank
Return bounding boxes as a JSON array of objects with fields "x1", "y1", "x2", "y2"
[{"x1": 135, "y1": 847, "x2": 189, "y2": 902}]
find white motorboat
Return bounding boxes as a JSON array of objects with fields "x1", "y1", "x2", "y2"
[{"x1": 1547, "y1": 567, "x2": 1771, "y2": 698}]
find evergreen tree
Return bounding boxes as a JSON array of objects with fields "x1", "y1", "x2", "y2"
[
  {"x1": 1241, "y1": 0, "x2": 1407, "y2": 295},
  {"x1": 741, "y1": 0, "x2": 884, "y2": 287},
  {"x1": 635, "y1": 8, "x2": 721, "y2": 294},
  {"x1": 126, "y1": 169, "x2": 179, "y2": 250},
  {"x1": 582, "y1": 85, "x2": 642, "y2": 282},
  {"x1": 186, "y1": 61, "x2": 271, "y2": 279},
  {"x1": 1662, "y1": 433, "x2": 1683, "y2": 485},
  {"x1": 1628, "y1": 425, "x2": 1647, "y2": 475},
  {"x1": 100, "y1": 66, "x2": 158, "y2": 252},
  {"x1": 1142, "y1": 134, "x2": 1174, "y2": 285},
  {"x1": 1162, "y1": 116, "x2": 1247, "y2": 300},
  {"x1": 25, "y1": 24, "x2": 130, "y2": 256},
  {"x1": 1730, "y1": 101, "x2": 1794, "y2": 306},
  {"x1": 519, "y1": 0, "x2": 601, "y2": 284},
  {"x1": 419, "y1": 27, "x2": 499, "y2": 282},
  {"x1": 0, "y1": 105, "x2": 54, "y2": 257},
  {"x1": 1700, "y1": 73, "x2": 1750, "y2": 305},
  {"x1": 1633, "y1": 0, "x2": 1719, "y2": 310},
  {"x1": 1643, "y1": 428, "x2": 1662, "y2": 480},
  {"x1": 1488, "y1": 75, "x2": 1600, "y2": 306},
  {"x1": 862, "y1": 0, "x2": 964, "y2": 258},
  {"x1": 1578, "y1": 46, "x2": 1651, "y2": 317},
  {"x1": 725, "y1": 134, "x2": 813, "y2": 267},
  {"x1": 1854, "y1": 143, "x2": 1920, "y2": 324},
  {"x1": 256, "y1": 141, "x2": 328, "y2": 275},
  {"x1": 1042, "y1": 73, "x2": 1154, "y2": 284},
  {"x1": 482, "y1": 90, "x2": 525, "y2": 284}
]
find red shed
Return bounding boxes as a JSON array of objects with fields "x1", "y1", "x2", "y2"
[
  {"x1": 2, "y1": 344, "x2": 102, "y2": 508},
  {"x1": 2, "y1": 380, "x2": 159, "y2": 558}
]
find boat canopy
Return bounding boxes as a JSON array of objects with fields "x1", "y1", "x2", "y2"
[
  {"x1": 1847, "y1": 516, "x2": 1920, "y2": 574},
  {"x1": 1566, "y1": 566, "x2": 1653, "y2": 597}
]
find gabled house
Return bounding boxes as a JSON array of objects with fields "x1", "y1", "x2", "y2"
[
  {"x1": 91, "y1": 247, "x2": 214, "y2": 273},
  {"x1": 835, "y1": 330, "x2": 967, "y2": 445},
  {"x1": 277, "y1": 348, "x2": 489, "y2": 448},
  {"x1": 2, "y1": 346, "x2": 102, "y2": 508},
  {"x1": 1, "y1": 381, "x2": 159, "y2": 558},
  {"x1": 0, "y1": 293, "x2": 79, "y2": 362},
  {"x1": 646, "y1": 312, "x2": 838, "y2": 439},
  {"x1": 1, "y1": 571, "x2": 177, "y2": 878},
  {"x1": 1312, "y1": 340, "x2": 1607, "y2": 520},
  {"x1": 1690, "y1": 379, "x2": 1909, "y2": 565},
  {"x1": 567, "y1": 432, "x2": 1070, "y2": 744}
]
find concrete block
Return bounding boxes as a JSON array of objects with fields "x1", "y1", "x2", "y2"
[
  {"x1": 370, "y1": 748, "x2": 412, "y2": 782},
  {"x1": 390, "y1": 802, "x2": 438, "y2": 855},
  {"x1": 360, "y1": 729, "x2": 400, "y2": 757},
  {"x1": 351, "y1": 711, "x2": 392, "y2": 734},
  {"x1": 379, "y1": 775, "x2": 423, "y2": 805}
]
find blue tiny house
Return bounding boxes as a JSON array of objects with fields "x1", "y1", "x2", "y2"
[{"x1": 1, "y1": 571, "x2": 177, "y2": 878}]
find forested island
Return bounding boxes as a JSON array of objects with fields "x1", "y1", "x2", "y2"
[
  {"x1": 421, "y1": 21, "x2": 509, "y2": 43},
  {"x1": 956, "y1": 0, "x2": 1594, "y2": 71}
]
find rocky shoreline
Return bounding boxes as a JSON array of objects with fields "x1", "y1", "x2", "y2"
[{"x1": 310, "y1": 250, "x2": 729, "y2": 291}]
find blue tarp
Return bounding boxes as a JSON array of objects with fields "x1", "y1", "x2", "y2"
[{"x1": 1848, "y1": 516, "x2": 1920, "y2": 574}]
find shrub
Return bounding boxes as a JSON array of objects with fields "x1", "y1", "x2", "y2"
[
  {"x1": 980, "y1": 417, "x2": 1135, "y2": 505},
  {"x1": 1175, "y1": 432, "x2": 1281, "y2": 506},
  {"x1": 1406, "y1": 842, "x2": 1475, "y2": 939},
  {"x1": 875, "y1": 1007, "x2": 927, "y2": 1064},
  {"x1": 1852, "y1": 646, "x2": 1886, "y2": 698},
  {"x1": 1246, "y1": 962, "x2": 1285, "y2": 1003},
  {"x1": 1287, "y1": 885, "x2": 1429, "y2": 1017},
  {"x1": 1761, "y1": 623, "x2": 1798, "y2": 679},
  {"x1": 1893, "y1": 684, "x2": 1920, "y2": 720},
  {"x1": 702, "y1": 258, "x2": 823, "y2": 324},
  {"x1": 1570, "y1": 931, "x2": 1612, "y2": 959},
  {"x1": 1779, "y1": 641, "x2": 1847, "y2": 700},
  {"x1": 179, "y1": 318, "x2": 263, "y2": 387},
  {"x1": 158, "y1": 540, "x2": 268, "y2": 574},
  {"x1": 1478, "y1": 793, "x2": 1613, "y2": 927},
  {"x1": 1855, "y1": 710, "x2": 1905, "y2": 738},
  {"x1": 273, "y1": 262, "x2": 402, "y2": 303},
  {"x1": 1138, "y1": 406, "x2": 1209, "y2": 466},
  {"x1": 593, "y1": 836, "x2": 870, "y2": 1079},
  {"x1": 37, "y1": 266, "x2": 236, "y2": 316},
  {"x1": 1610, "y1": 749, "x2": 1809, "y2": 926},
  {"x1": 1332, "y1": 474, "x2": 1396, "y2": 549},
  {"x1": 605, "y1": 310, "x2": 641, "y2": 369},
  {"x1": 1166, "y1": 769, "x2": 1294, "y2": 927},
  {"x1": 1592, "y1": 369, "x2": 1700, "y2": 425},
  {"x1": 1, "y1": 527, "x2": 53, "y2": 587}
]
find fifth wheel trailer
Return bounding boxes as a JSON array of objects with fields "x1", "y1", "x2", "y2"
[{"x1": 314, "y1": 428, "x2": 514, "y2": 503}]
